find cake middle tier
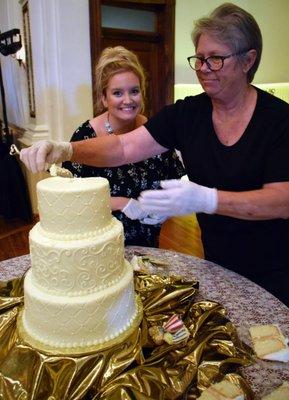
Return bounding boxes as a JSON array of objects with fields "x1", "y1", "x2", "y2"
[
  {"x1": 22, "y1": 261, "x2": 139, "y2": 349},
  {"x1": 29, "y1": 217, "x2": 125, "y2": 295}
]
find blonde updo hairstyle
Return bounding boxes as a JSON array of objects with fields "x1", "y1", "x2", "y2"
[
  {"x1": 94, "y1": 46, "x2": 147, "y2": 115},
  {"x1": 192, "y1": 3, "x2": 262, "y2": 83}
]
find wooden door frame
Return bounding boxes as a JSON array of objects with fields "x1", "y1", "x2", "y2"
[{"x1": 89, "y1": 0, "x2": 175, "y2": 117}]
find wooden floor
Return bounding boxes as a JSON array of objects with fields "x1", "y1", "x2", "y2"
[
  {"x1": 0, "y1": 214, "x2": 204, "y2": 262},
  {"x1": 0, "y1": 216, "x2": 38, "y2": 262}
]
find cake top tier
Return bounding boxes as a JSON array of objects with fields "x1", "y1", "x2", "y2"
[{"x1": 37, "y1": 176, "x2": 112, "y2": 238}]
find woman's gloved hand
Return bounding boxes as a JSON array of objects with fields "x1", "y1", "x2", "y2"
[
  {"x1": 20, "y1": 140, "x2": 73, "y2": 173},
  {"x1": 122, "y1": 199, "x2": 168, "y2": 225},
  {"x1": 140, "y1": 214, "x2": 167, "y2": 225},
  {"x1": 139, "y1": 179, "x2": 218, "y2": 216},
  {"x1": 121, "y1": 198, "x2": 148, "y2": 220}
]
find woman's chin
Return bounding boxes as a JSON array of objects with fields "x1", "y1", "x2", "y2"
[
  {"x1": 200, "y1": 80, "x2": 217, "y2": 91},
  {"x1": 201, "y1": 84, "x2": 222, "y2": 98},
  {"x1": 119, "y1": 111, "x2": 138, "y2": 121}
]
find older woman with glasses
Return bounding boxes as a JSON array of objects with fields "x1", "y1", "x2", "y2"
[{"x1": 21, "y1": 3, "x2": 289, "y2": 306}]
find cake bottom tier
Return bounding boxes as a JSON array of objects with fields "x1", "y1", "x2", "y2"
[{"x1": 22, "y1": 261, "x2": 141, "y2": 350}]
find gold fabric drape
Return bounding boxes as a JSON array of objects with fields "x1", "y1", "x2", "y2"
[{"x1": 0, "y1": 271, "x2": 255, "y2": 399}]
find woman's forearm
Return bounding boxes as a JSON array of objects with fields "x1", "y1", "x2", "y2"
[
  {"x1": 110, "y1": 197, "x2": 130, "y2": 211},
  {"x1": 71, "y1": 126, "x2": 167, "y2": 167},
  {"x1": 217, "y1": 182, "x2": 289, "y2": 220},
  {"x1": 71, "y1": 135, "x2": 125, "y2": 167}
]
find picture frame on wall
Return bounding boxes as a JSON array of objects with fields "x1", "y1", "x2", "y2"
[{"x1": 22, "y1": 1, "x2": 35, "y2": 118}]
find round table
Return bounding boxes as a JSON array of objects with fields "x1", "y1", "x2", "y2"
[{"x1": 1, "y1": 246, "x2": 288, "y2": 399}]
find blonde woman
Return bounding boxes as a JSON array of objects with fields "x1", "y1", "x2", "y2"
[{"x1": 63, "y1": 46, "x2": 185, "y2": 247}]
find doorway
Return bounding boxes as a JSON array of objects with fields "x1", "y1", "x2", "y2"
[{"x1": 89, "y1": 0, "x2": 175, "y2": 118}]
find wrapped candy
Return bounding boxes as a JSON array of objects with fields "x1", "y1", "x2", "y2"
[
  {"x1": 163, "y1": 314, "x2": 184, "y2": 333},
  {"x1": 149, "y1": 314, "x2": 190, "y2": 346}
]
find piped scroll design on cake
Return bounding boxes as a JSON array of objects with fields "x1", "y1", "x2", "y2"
[
  {"x1": 38, "y1": 189, "x2": 111, "y2": 236},
  {"x1": 30, "y1": 233, "x2": 125, "y2": 295},
  {"x1": 23, "y1": 267, "x2": 139, "y2": 348}
]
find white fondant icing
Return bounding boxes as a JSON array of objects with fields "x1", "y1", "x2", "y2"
[
  {"x1": 23, "y1": 262, "x2": 137, "y2": 348},
  {"x1": 37, "y1": 177, "x2": 112, "y2": 236},
  {"x1": 22, "y1": 176, "x2": 141, "y2": 350},
  {"x1": 29, "y1": 218, "x2": 125, "y2": 295}
]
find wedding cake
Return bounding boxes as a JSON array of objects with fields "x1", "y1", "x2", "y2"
[{"x1": 20, "y1": 176, "x2": 142, "y2": 351}]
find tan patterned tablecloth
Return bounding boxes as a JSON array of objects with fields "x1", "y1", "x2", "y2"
[{"x1": 1, "y1": 246, "x2": 288, "y2": 399}]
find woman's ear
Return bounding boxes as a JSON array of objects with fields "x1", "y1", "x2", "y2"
[
  {"x1": 243, "y1": 49, "x2": 257, "y2": 73},
  {"x1": 101, "y1": 94, "x2": 108, "y2": 109}
]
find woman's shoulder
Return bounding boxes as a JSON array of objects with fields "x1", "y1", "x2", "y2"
[
  {"x1": 175, "y1": 91, "x2": 207, "y2": 103},
  {"x1": 136, "y1": 114, "x2": 148, "y2": 127},
  {"x1": 70, "y1": 119, "x2": 95, "y2": 142},
  {"x1": 88, "y1": 114, "x2": 108, "y2": 136},
  {"x1": 163, "y1": 92, "x2": 209, "y2": 115},
  {"x1": 255, "y1": 86, "x2": 289, "y2": 113}
]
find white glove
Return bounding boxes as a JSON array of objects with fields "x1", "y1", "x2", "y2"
[
  {"x1": 140, "y1": 214, "x2": 167, "y2": 225},
  {"x1": 121, "y1": 198, "x2": 148, "y2": 220},
  {"x1": 139, "y1": 179, "x2": 218, "y2": 216},
  {"x1": 20, "y1": 140, "x2": 73, "y2": 173}
]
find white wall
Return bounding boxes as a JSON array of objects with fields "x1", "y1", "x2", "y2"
[
  {"x1": 25, "y1": 0, "x2": 93, "y2": 142},
  {"x1": 175, "y1": 0, "x2": 289, "y2": 84},
  {"x1": 1, "y1": 0, "x2": 289, "y2": 144},
  {"x1": 0, "y1": 0, "x2": 92, "y2": 143},
  {"x1": 249, "y1": 0, "x2": 289, "y2": 83}
]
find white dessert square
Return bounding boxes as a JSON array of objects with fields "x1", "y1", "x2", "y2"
[
  {"x1": 249, "y1": 324, "x2": 289, "y2": 362},
  {"x1": 198, "y1": 379, "x2": 244, "y2": 400},
  {"x1": 262, "y1": 381, "x2": 289, "y2": 399}
]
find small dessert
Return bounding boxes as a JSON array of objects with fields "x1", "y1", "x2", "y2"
[
  {"x1": 249, "y1": 324, "x2": 289, "y2": 362},
  {"x1": 148, "y1": 314, "x2": 190, "y2": 345},
  {"x1": 262, "y1": 381, "x2": 289, "y2": 399},
  {"x1": 198, "y1": 378, "x2": 244, "y2": 400}
]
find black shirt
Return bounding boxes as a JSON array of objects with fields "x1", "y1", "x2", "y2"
[{"x1": 145, "y1": 88, "x2": 289, "y2": 305}]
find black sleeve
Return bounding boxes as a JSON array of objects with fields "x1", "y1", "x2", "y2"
[
  {"x1": 144, "y1": 94, "x2": 209, "y2": 152},
  {"x1": 144, "y1": 101, "x2": 183, "y2": 150},
  {"x1": 264, "y1": 115, "x2": 289, "y2": 182},
  {"x1": 69, "y1": 121, "x2": 95, "y2": 142},
  {"x1": 255, "y1": 90, "x2": 289, "y2": 183}
]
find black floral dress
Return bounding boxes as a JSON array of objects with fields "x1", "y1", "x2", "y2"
[{"x1": 63, "y1": 120, "x2": 185, "y2": 247}]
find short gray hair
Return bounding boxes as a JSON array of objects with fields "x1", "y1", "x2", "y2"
[{"x1": 192, "y1": 3, "x2": 262, "y2": 83}]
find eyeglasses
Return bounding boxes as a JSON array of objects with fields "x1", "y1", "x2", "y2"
[{"x1": 187, "y1": 51, "x2": 248, "y2": 71}]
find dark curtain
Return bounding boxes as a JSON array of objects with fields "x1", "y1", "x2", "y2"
[
  {"x1": 0, "y1": 141, "x2": 32, "y2": 222},
  {"x1": 0, "y1": 56, "x2": 32, "y2": 222}
]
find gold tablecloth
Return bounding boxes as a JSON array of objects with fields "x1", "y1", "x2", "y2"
[{"x1": 1, "y1": 246, "x2": 289, "y2": 399}]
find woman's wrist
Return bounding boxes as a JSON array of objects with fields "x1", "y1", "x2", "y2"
[{"x1": 110, "y1": 196, "x2": 130, "y2": 211}]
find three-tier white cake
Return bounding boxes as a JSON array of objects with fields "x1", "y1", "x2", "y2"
[{"x1": 20, "y1": 176, "x2": 142, "y2": 351}]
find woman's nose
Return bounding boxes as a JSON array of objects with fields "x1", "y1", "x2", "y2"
[
  {"x1": 200, "y1": 60, "x2": 211, "y2": 72},
  {"x1": 123, "y1": 92, "x2": 132, "y2": 103}
]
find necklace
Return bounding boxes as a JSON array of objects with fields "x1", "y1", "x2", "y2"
[{"x1": 104, "y1": 114, "x2": 114, "y2": 134}]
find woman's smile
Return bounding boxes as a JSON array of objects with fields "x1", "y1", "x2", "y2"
[{"x1": 102, "y1": 71, "x2": 142, "y2": 123}]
